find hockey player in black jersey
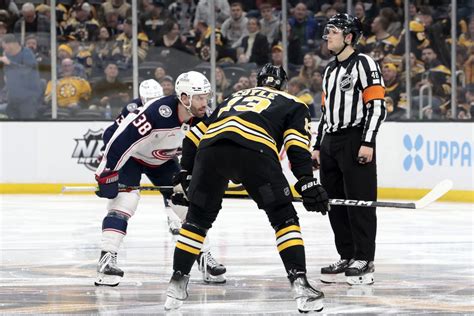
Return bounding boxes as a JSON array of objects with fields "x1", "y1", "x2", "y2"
[
  {"x1": 164, "y1": 64, "x2": 329, "y2": 313},
  {"x1": 94, "y1": 74, "x2": 226, "y2": 287}
]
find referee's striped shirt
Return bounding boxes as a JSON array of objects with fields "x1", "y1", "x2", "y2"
[{"x1": 314, "y1": 52, "x2": 386, "y2": 149}]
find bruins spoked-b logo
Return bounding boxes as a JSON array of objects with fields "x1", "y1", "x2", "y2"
[
  {"x1": 339, "y1": 73, "x2": 354, "y2": 91},
  {"x1": 72, "y1": 129, "x2": 104, "y2": 171}
]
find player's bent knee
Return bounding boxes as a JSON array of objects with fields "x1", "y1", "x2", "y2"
[
  {"x1": 265, "y1": 203, "x2": 298, "y2": 228},
  {"x1": 106, "y1": 190, "x2": 140, "y2": 217},
  {"x1": 185, "y1": 203, "x2": 218, "y2": 230}
]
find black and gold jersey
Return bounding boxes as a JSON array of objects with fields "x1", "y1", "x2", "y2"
[{"x1": 182, "y1": 86, "x2": 314, "y2": 179}]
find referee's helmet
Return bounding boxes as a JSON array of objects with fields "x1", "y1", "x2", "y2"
[
  {"x1": 257, "y1": 63, "x2": 288, "y2": 90},
  {"x1": 323, "y1": 13, "x2": 363, "y2": 46}
]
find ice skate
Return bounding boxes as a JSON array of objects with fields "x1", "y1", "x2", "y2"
[
  {"x1": 197, "y1": 251, "x2": 226, "y2": 284},
  {"x1": 320, "y1": 258, "x2": 353, "y2": 283},
  {"x1": 167, "y1": 216, "x2": 181, "y2": 235},
  {"x1": 345, "y1": 260, "x2": 375, "y2": 285},
  {"x1": 289, "y1": 271, "x2": 324, "y2": 313},
  {"x1": 95, "y1": 251, "x2": 124, "y2": 286},
  {"x1": 164, "y1": 271, "x2": 190, "y2": 310}
]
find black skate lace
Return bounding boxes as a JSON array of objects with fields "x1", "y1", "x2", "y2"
[
  {"x1": 330, "y1": 259, "x2": 347, "y2": 269},
  {"x1": 351, "y1": 260, "x2": 368, "y2": 270}
]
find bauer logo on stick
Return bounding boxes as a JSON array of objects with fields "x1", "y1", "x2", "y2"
[{"x1": 72, "y1": 129, "x2": 104, "y2": 171}]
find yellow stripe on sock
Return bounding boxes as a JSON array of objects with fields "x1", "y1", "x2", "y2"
[
  {"x1": 277, "y1": 239, "x2": 304, "y2": 252},
  {"x1": 179, "y1": 228, "x2": 205, "y2": 243},
  {"x1": 275, "y1": 225, "x2": 301, "y2": 238},
  {"x1": 176, "y1": 242, "x2": 201, "y2": 255}
]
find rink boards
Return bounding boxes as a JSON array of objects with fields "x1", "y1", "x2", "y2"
[{"x1": 0, "y1": 121, "x2": 472, "y2": 202}]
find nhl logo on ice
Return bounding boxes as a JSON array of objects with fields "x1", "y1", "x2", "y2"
[
  {"x1": 339, "y1": 73, "x2": 354, "y2": 91},
  {"x1": 159, "y1": 105, "x2": 172, "y2": 118},
  {"x1": 72, "y1": 129, "x2": 104, "y2": 171}
]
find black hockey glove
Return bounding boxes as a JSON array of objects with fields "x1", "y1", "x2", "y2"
[
  {"x1": 171, "y1": 170, "x2": 192, "y2": 207},
  {"x1": 95, "y1": 170, "x2": 119, "y2": 199},
  {"x1": 294, "y1": 177, "x2": 329, "y2": 215}
]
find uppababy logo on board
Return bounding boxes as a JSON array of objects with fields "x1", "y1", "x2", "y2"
[
  {"x1": 402, "y1": 134, "x2": 472, "y2": 172},
  {"x1": 403, "y1": 135, "x2": 424, "y2": 171},
  {"x1": 72, "y1": 129, "x2": 104, "y2": 171}
]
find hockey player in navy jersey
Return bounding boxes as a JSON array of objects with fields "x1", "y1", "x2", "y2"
[{"x1": 94, "y1": 72, "x2": 226, "y2": 286}]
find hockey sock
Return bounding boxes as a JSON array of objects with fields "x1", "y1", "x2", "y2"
[
  {"x1": 101, "y1": 211, "x2": 129, "y2": 252},
  {"x1": 274, "y1": 219, "x2": 306, "y2": 274},
  {"x1": 173, "y1": 222, "x2": 207, "y2": 274}
]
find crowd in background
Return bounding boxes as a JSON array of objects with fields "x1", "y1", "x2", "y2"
[{"x1": 0, "y1": 0, "x2": 472, "y2": 120}]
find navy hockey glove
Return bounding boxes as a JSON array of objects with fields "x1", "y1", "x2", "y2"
[
  {"x1": 95, "y1": 170, "x2": 119, "y2": 199},
  {"x1": 172, "y1": 170, "x2": 192, "y2": 195},
  {"x1": 294, "y1": 177, "x2": 329, "y2": 215}
]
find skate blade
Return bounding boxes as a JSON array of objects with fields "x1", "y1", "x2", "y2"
[
  {"x1": 320, "y1": 273, "x2": 345, "y2": 284},
  {"x1": 95, "y1": 273, "x2": 122, "y2": 287},
  {"x1": 164, "y1": 296, "x2": 184, "y2": 310},
  {"x1": 346, "y1": 272, "x2": 374, "y2": 285},
  {"x1": 296, "y1": 297, "x2": 324, "y2": 313},
  {"x1": 202, "y1": 273, "x2": 226, "y2": 284}
]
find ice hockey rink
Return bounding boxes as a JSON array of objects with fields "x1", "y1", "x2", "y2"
[{"x1": 0, "y1": 194, "x2": 473, "y2": 315}]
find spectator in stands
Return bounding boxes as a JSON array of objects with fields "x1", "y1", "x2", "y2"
[
  {"x1": 112, "y1": 18, "x2": 149, "y2": 71},
  {"x1": 379, "y1": 7, "x2": 402, "y2": 38},
  {"x1": 215, "y1": 66, "x2": 232, "y2": 103},
  {"x1": 389, "y1": 19, "x2": 430, "y2": 68},
  {"x1": 57, "y1": 44, "x2": 87, "y2": 79},
  {"x1": 457, "y1": 84, "x2": 474, "y2": 120},
  {"x1": 459, "y1": 16, "x2": 474, "y2": 50},
  {"x1": 237, "y1": 17, "x2": 269, "y2": 66},
  {"x1": 91, "y1": 62, "x2": 129, "y2": 110},
  {"x1": 353, "y1": 2, "x2": 371, "y2": 37},
  {"x1": 159, "y1": 75, "x2": 174, "y2": 96},
  {"x1": 194, "y1": 0, "x2": 230, "y2": 29},
  {"x1": 168, "y1": 0, "x2": 196, "y2": 36},
  {"x1": 104, "y1": 11, "x2": 120, "y2": 37},
  {"x1": 361, "y1": 16, "x2": 398, "y2": 64},
  {"x1": 383, "y1": 63, "x2": 406, "y2": 120},
  {"x1": 91, "y1": 26, "x2": 114, "y2": 70},
  {"x1": 25, "y1": 34, "x2": 50, "y2": 79},
  {"x1": 288, "y1": 2, "x2": 317, "y2": 52},
  {"x1": 309, "y1": 69, "x2": 323, "y2": 119},
  {"x1": 98, "y1": 0, "x2": 131, "y2": 25},
  {"x1": 155, "y1": 19, "x2": 190, "y2": 54},
  {"x1": 0, "y1": 34, "x2": 42, "y2": 119},
  {"x1": 195, "y1": 20, "x2": 227, "y2": 62},
  {"x1": 45, "y1": 57, "x2": 92, "y2": 109},
  {"x1": 238, "y1": 75, "x2": 250, "y2": 89},
  {"x1": 288, "y1": 76, "x2": 314, "y2": 115},
  {"x1": 221, "y1": 2, "x2": 248, "y2": 48},
  {"x1": 64, "y1": 2, "x2": 100, "y2": 43},
  {"x1": 416, "y1": 47, "x2": 451, "y2": 100},
  {"x1": 464, "y1": 45, "x2": 474, "y2": 84},
  {"x1": 0, "y1": 0, "x2": 19, "y2": 24},
  {"x1": 154, "y1": 66, "x2": 167, "y2": 82},
  {"x1": 249, "y1": 69, "x2": 257, "y2": 87},
  {"x1": 272, "y1": 22, "x2": 303, "y2": 65},
  {"x1": 14, "y1": 2, "x2": 50, "y2": 35},
  {"x1": 259, "y1": 3, "x2": 279, "y2": 45},
  {"x1": 140, "y1": 0, "x2": 167, "y2": 45},
  {"x1": 298, "y1": 53, "x2": 319, "y2": 87}
]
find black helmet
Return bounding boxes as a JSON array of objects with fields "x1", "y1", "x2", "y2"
[
  {"x1": 257, "y1": 63, "x2": 288, "y2": 90},
  {"x1": 323, "y1": 13, "x2": 363, "y2": 46}
]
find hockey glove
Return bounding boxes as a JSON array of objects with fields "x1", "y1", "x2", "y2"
[
  {"x1": 294, "y1": 177, "x2": 329, "y2": 215},
  {"x1": 95, "y1": 170, "x2": 119, "y2": 199},
  {"x1": 171, "y1": 192, "x2": 190, "y2": 207},
  {"x1": 172, "y1": 170, "x2": 192, "y2": 195}
]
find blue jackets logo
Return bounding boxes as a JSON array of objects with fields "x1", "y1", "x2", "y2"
[
  {"x1": 403, "y1": 134, "x2": 472, "y2": 171},
  {"x1": 72, "y1": 129, "x2": 104, "y2": 171}
]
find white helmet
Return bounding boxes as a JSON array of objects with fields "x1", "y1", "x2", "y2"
[
  {"x1": 175, "y1": 71, "x2": 212, "y2": 110},
  {"x1": 139, "y1": 79, "x2": 163, "y2": 105}
]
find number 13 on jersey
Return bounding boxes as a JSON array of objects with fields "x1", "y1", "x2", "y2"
[{"x1": 218, "y1": 96, "x2": 271, "y2": 117}]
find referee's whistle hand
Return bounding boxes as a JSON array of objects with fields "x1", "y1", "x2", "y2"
[
  {"x1": 358, "y1": 146, "x2": 373, "y2": 164},
  {"x1": 311, "y1": 150, "x2": 320, "y2": 169}
]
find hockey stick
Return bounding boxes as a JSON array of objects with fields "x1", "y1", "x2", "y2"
[
  {"x1": 61, "y1": 185, "x2": 173, "y2": 193},
  {"x1": 62, "y1": 179, "x2": 453, "y2": 209},
  {"x1": 293, "y1": 179, "x2": 453, "y2": 209}
]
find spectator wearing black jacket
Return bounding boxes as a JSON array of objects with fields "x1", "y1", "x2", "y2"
[{"x1": 237, "y1": 17, "x2": 270, "y2": 66}]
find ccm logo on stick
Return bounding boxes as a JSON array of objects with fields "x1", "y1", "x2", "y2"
[{"x1": 330, "y1": 199, "x2": 373, "y2": 206}]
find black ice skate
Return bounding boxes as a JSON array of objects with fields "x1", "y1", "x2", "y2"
[
  {"x1": 94, "y1": 251, "x2": 124, "y2": 287},
  {"x1": 320, "y1": 259, "x2": 354, "y2": 283},
  {"x1": 197, "y1": 251, "x2": 226, "y2": 284},
  {"x1": 164, "y1": 271, "x2": 190, "y2": 310},
  {"x1": 345, "y1": 260, "x2": 375, "y2": 285},
  {"x1": 289, "y1": 271, "x2": 324, "y2": 313}
]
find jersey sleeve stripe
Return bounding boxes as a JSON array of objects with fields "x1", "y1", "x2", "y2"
[
  {"x1": 208, "y1": 115, "x2": 273, "y2": 139},
  {"x1": 185, "y1": 131, "x2": 200, "y2": 147},
  {"x1": 284, "y1": 139, "x2": 311, "y2": 152},
  {"x1": 362, "y1": 85, "x2": 385, "y2": 104},
  {"x1": 196, "y1": 121, "x2": 208, "y2": 134},
  {"x1": 283, "y1": 129, "x2": 309, "y2": 141}
]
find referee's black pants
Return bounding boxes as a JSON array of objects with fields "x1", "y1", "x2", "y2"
[{"x1": 319, "y1": 127, "x2": 377, "y2": 261}]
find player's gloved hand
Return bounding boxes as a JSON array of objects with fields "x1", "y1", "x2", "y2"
[
  {"x1": 95, "y1": 170, "x2": 119, "y2": 199},
  {"x1": 294, "y1": 177, "x2": 329, "y2": 215},
  {"x1": 171, "y1": 192, "x2": 190, "y2": 207},
  {"x1": 172, "y1": 170, "x2": 192, "y2": 196}
]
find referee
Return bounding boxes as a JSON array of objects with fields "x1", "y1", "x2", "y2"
[{"x1": 312, "y1": 13, "x2": 386, "y2": 285}]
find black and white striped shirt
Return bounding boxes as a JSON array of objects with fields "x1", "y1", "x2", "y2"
[{"x1": 314, "y1": 52, "x2": 386, "y2": 149}]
